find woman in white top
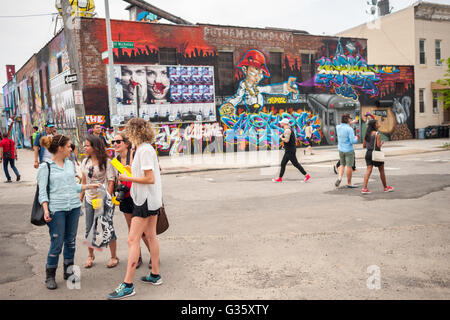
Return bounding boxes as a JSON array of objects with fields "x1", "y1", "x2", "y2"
[{"x1": 107, "y1": 118, "x2": 163, "y2": 300}]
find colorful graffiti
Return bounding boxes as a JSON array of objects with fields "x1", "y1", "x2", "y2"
[{"x1": 315, "y1": 39, "x2": 400, "y2": 101}]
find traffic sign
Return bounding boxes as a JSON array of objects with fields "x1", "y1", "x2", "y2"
[
  {"x1": 64, "y1": 73, "x2": 78, "y2": 84},
  {"x1": 113, "y1": 41, "x2": 134, "y2": 49}
]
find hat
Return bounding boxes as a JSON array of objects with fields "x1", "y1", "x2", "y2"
[
  {"x1": 237, "y1": 50, "x2": 270, "y2": 77},
  {"x1": 45, "y1": 122, "x2": 55, "y2": 128},
  {"x1": 279, "y1": 119, "x2": 290, "y2": 125}
]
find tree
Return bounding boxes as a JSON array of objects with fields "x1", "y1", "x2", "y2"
[{"x1": 435, "y1": 57, "x2": 450, "y2": 110}]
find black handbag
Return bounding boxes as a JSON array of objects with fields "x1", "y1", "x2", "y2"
[{"x1": 30, "y1": 162, "x2": 51, "y2": 226}]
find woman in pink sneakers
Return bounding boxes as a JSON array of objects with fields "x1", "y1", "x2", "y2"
[{"x1": 361, "y1": 120, "x2": 394, "y2": 194}]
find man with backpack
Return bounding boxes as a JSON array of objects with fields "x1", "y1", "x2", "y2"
[
  {"x1": 0, "y1": 132, "x2": 21, "y2": 183},
  {"x1": 33, "y1": 122, "x2": 55, "y2": 169}
]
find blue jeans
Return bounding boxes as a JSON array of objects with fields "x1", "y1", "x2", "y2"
[
  {"x1": 3, "y1": 158, "x2": 20, "y2": 181},
  {"x1": 46, "y1": 207, "x2": 81, "y2": 269}
]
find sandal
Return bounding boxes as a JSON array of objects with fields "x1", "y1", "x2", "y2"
[
  {"x1": 84, "y1": 255, "x2": 95, "y2": 268},
  {"x1": 107, "y1": 257, "x2": 120, "y2": 268}
]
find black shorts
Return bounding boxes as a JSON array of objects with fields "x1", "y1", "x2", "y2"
[
  {"x1": 119, "y1": 196, "x2": 134, "y2": 214},
  {"x1": 132, "y1": 200, "x2": 160, "y2": 218},
  {"x1": 365, "y1": 150, "x2": 383, "y2": 167},
  {"x1": 306, "y1": 137, "x2": 313, "y2": 145}
]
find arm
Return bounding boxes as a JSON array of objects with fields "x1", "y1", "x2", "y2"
[
  {"x1": 79, "y1": 172, "x2": 86, "y2": 202},
  {"x1": 119, "y1": 169, "x2": 154, "y2": 184},
  {"x1": 349, "y1": 127, "x2": 358, "y2": 144},
  {"x1": 376, "y1": 133, "x2": 382, "y2": 149},
  {"x1": 0, "y1": 146, "x2": 3, "y2": 163},
  {"x1": 281, "y1": 128, "x2": 291, "y2": 143},
  {"x1": 33, "y1": 134, "x2": 40, "y2": 168}
]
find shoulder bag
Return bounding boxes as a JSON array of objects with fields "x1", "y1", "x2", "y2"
[
  {"x1": 30, "y1": 162, "x2": 51, "y2": 226},
  {"x1": 371, "y1": 132, "x2": 385, "y2": 163},
  {"x1": 156, "y1": 204, "x2": 169, "y2": 235}
]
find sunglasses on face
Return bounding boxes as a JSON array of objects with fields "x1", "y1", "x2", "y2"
[{"x1": 112, "y1": 140, "x2": 124, "y2": 145}]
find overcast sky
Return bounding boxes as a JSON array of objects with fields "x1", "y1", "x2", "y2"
[{"x1": 1, "y1": 0, "x2": 449, "y2": 86}]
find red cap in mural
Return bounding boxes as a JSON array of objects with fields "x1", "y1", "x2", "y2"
[
  {"x1": 6, "y1": 65, "x2": 15, "y2": 82},
  {"x1": 237, "y1": 50, "x2": 270, "y2": 77}
]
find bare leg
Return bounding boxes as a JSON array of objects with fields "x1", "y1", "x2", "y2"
[
  {"x1": 124, "y1": 213, "x2": 151, "y2": 253},
  {"x1": 124, "y1": 217, "x2": 147, "y2": 284},
  {"x1": 338, "y1": 165, "x2": 345, "y2": 181},
  {"x1": 363, "y1": 165, "x2": 373, "y2": 189},
  {"x1": 347, "y1": 166, "x2": 353, "y2": 185},
  {"x1": 143, "y1": 215, "x2": 159, "y2": 275},
  {"x1": 378, "y1": 165, "x2": 387, "y2": 188}
]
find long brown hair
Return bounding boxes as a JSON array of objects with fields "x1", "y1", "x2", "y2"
[{"x1": 86, "y1": 134, "x2": 107, "y2": 171}]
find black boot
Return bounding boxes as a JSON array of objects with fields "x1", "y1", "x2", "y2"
[
  {"x1": 63, "y1": 263, "x2": 74, "y2": 280},
  {"x1": 45, "y1": 267, "x2": 57, "y2": 290}
]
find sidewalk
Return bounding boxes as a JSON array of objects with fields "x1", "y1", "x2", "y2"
[
  {"x1": 158, "y1": 138, "x2": 450, "y2": 175},
  {"x1": 9, "y1": 138, "x2": 450, "y2": 180}
]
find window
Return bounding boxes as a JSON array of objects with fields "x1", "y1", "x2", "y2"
[
  {"x1": 435, "y1": 40, "x2": 442, "y2": 65},
  {"x1": 39, "y1": 69, "x2": 45, "y2": 103},
  {"x1": 269, "y1": 52, "x2": 283, "y2": 84},
  {"x1": 30, "y1": 77, "x2": 36, "y2": 109},
  {"x1": 419, "y1": 89, "x2": 425, "y2": 113},
  {"x1": 159, "y1": 48, "x2": 177, "y2": 65},
  {"x1": 419, "y1": 39, "x2": 426, "y2": 65},
  {"x1": 218, "y1": 51, "x2": 234, "y2": 95},
  {"x1": 301, "y1": 54, "x2": 314, "y2": 81},
  {"x1": 57, "y1": 56, "x2": 63, "y2": 74},
  {"x1": 433, "y1": 92, "x2": 439, "y2": 114}
]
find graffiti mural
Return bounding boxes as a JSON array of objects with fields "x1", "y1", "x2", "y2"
[
  {"x1": 50, "y1": 69, "x2": 76, "y2": 129},
  {"x1": 154, "y1": 122, "x2": 223, "y2": 156}
]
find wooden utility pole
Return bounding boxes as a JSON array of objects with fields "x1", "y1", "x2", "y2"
[{"x1": 60, "y1": 0, "x2": 87, "y2": 146}]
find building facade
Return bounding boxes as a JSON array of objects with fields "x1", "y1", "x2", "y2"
[
  {"x1": 3, "y1": 17, "x2": 416, "y2": 155},
  {"x1": 337, "y1": 1, "x2": 450, "y2": 130}
]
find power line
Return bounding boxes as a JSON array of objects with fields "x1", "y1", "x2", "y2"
[{"x1": 0, "y1": 13, "x2": 57, "y2": 19}]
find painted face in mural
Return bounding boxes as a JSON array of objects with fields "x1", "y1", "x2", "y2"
[
  {"x1": 146, "y1": 66, "x2": 170, "y2": 102},
  {"x1": 121, "y1": 66, "x2": 148, "y2": 105},
  {"x1": 242, "y1": 65, "x2": 264, "y2": 86}
]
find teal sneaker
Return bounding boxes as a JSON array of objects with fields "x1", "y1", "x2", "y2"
[
  {"x1": 107, "y1": 283, "x2": 136, "y2": 300},
  {"x1": 140, "y1": 274, "x2": 163, "y2": 285}
]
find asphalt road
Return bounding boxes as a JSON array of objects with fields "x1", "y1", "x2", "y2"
[{"x1": 0, "y1": 150, "x2": 449, "y2": 299}]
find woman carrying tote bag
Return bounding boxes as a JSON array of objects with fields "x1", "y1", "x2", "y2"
[
  {"x1": 37, "y1": 135, "x2": 99, "y2": 290},
  {"x1": 361, "y1": 120, "x2": 394, "y2": 194}
]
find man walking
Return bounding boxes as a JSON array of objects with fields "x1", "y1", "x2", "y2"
[
  {"x1": 33, "y1": 122, "x2": 55, "y2": 168},
  {"x1": 273, "y1": 119, "x2": 311, "y2": 183},
  {"x1": 335, "y1": 113, "x2": 359, "y2": 188},
  {"x1": 92, "y1": 124, "x2": 108, "y2": 148},
  {"x1": 0, "y1": 132, "x2": 21, "y2": 183}
]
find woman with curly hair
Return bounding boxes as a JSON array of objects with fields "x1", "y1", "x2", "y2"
[
  {"x1": 107, "y1": 119, "x2": 163, "y2": 300},
  {"x1": 80, "y1": 135, "x2": 117, "y2": 269}
]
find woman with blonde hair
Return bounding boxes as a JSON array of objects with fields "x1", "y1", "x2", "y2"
[
  {"x1": 37, "y1": 135, "x2": 99, "y2": 290},
  {"x1": 107, "y1": 119, "x2": 163, "y2": 300}
]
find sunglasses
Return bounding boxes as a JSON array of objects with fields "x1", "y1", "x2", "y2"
[
  {"x1": 112, "y1": 140, "x2": 124, "y2": 145},
  {"x1": 88, "y1": 166, "x2": 94, "y2": 179}
]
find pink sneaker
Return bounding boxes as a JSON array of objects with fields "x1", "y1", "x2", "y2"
[
  {"x1": 272, "y1": 177, "x2": 282, "y2": 183},
  {"x1": 384, "y1": 186, "x2": 394, "y2": 192},
  {"x1": 303, "y1": 174, "x2": 311, "y2": 183},
  {"x1": 361, "y1": 188, "x2": 371, "y2": 194}
]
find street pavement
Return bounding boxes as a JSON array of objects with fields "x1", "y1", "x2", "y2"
[{"x1": 0, "y1": 138, "x2": 449, "y2": 299}]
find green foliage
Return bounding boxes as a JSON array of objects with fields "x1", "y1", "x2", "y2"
[{"x1": 435, "y1": 57, "x2": 450, "y2": 110}]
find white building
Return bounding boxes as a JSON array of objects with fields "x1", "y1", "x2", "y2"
[{"x1": 337, "y1": 1, "x2": 450, "y2": 130}]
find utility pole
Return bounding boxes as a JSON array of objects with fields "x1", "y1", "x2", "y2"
[
  {"x1": 60, "y1": 0, "x2": 87, "y2": 146},
  {"x1": 104, "y1": 0, "x2": 118, "y2": 132}
]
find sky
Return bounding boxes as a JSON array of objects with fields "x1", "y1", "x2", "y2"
[{"x1": 1, "y1": 0, "x2": 450, "y2": 87}]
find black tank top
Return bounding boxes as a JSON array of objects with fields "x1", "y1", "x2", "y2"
[{"x1": 284, "y1": 129, "x2": 296, "y2": 151}]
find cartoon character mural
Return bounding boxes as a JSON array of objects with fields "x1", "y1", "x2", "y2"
[{"x1": 218, "y1": 49, "x2": 321, "y2": 150}]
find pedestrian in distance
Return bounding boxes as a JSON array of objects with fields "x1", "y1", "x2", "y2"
[
  {"x1": 335, "y1": 113, "x2": 359, "y2": 188},
  {"x1": 272, "y1": 118, "x2": 311, "y2": 183},
  {"x1": 333, "y1": 116, "x2": 359, "y2": 174},
  {"x1": 32, "y1": 126, "x2": 39, "y2": 146},
  {"x1": 361, "y1": 120, "x2": 394, "y2": 194},
  {"x1": 304, "y1": 120, "x2": 314, "y2": 156},
  {"x1": 112, "y1": 132, "x2": 153, "y2": 270},
  {"x1": 80, "y1": 135, "x2": 118, "y2": 269},
  {"x1": 0, "y1": 132, "x2": 21, "y2": 183},
  {"x1": 107, "y1": 118, "x2": 163, "y2": 300},
  {"x1": 34, "y1": 122, "x2": 55, "y2": 169},
  {"x1": 92, "y1": 124, "x2": 108, "y2": 148},
  {"x1": 37, "y1": 134, "x2": 100, "y2": 290}
]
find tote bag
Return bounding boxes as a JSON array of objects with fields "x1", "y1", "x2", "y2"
[
  {"x1": 30, "y1": 162, "x2": 51, "y2": 226},
  {"x1": 372, "y1": 132, "x2": 385, "y2": 163}
]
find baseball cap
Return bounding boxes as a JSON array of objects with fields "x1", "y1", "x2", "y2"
[
  {"x1": 279, "y1": 119, "x2": 290, "y2": 125},
  {"x1": 45, "y1": 122, "x2": 55, "y2": 128}
]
